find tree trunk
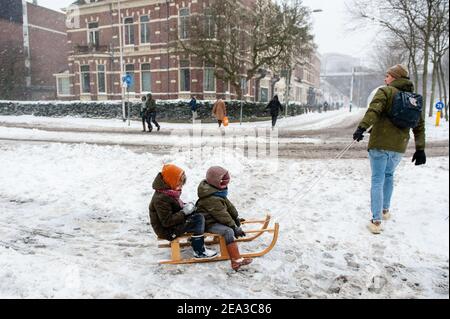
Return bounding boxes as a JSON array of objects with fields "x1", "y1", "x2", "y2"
[
  {"x1": 436, "y1": 58, "x2": 443, "y2": 119},
  {"x1": 412, "y1": 61, "x2": 419, "y2": 92},
  {"x1": 439, "y1": 59, "x2": 449, "y2": 121},
  {"x1": 428, "y1": 58, "x2": 438, "y2": 117},
  {"x1": 421, "y1": 3, "x2": 433, "y2": 118}
]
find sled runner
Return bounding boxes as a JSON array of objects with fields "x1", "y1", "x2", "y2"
[{"x1": 157, "y1": 214, "x2": 279, "y2": 265}]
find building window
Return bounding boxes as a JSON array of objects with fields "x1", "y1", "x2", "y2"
[
  {"x1": 140, "y1": 15, "x2": 150, "y2": 44},
  {"x1": 97, "y1": 64, "x2": 106, "y2": 94},
  {"x1": 260, "y1": 87, "x2": 269, "y2": 103},
  {"x1": 88, "y1": 22, "x2": 99, "y2": 47},
  {"x1": 180, "y1": 60, "x2": 190, "y2": 92},
  {"x1": 204, "y1": 9, "x2": 215, "y2": 38},
  {"x1": 80, "y1": 65, "x2": 90, "y2": 93},
  {"x1": 141, "y1": 63, "x2": 151, "y2": 92},
  {"x1": 57, "y1": 77, "x2": 70, "y2": 95},
  {"x1": 240, "y1": 77, "x2": 248, "y2": 96},
  {"x1": 204, "y1": 63, "x2": 215, "y2": 92},
  {"x1": 124, "y1": 17, "x2": 134, "y2": 45},
  {"x1": 125, "y1": 64, "x2": 135, "y2": 92},
  {"x1": 179, "y1": 8, "x2": 189, "y2": 40}
]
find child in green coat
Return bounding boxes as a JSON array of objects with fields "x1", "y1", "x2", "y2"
[{"x1": 196, "y1": 166, "x2": 252, "y2": 271}]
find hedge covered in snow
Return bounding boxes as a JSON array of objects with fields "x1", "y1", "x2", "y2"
[{"x1": 0, "y1": 100, "x2": 310, "y2": 121}]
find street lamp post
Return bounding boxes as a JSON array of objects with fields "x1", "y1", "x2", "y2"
[{"x1": 118, "y1": 0, "x2": 126, "y2": 122}]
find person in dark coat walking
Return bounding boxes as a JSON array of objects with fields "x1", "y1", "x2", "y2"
[
  {"x1": 140, "y1": 95, "x2": 148, "y2": 132},
  {"x1": 189, "y1": 95, "x2": 198, "y2": 121},
  {"x1": 266, "y1": 95, "x2": 283, "y2": 128},
  {"x1": 146, "y1": 93, "x2": 160, "y2": 132},
  {"x1": 149, "y1": 164, "x2": 217, "y2": 259}
]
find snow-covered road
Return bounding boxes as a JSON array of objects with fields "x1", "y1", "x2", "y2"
[{"x1": 0, "y1": 110, "x2": 448, "y2": 298}]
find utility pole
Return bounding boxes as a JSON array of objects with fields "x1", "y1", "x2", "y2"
[
  {"x1": 349, "y1": 66, "x2": 355, "y2": 113},
  {"x1": 118, "y1": 0, "x2": 126, "y2": 121}
]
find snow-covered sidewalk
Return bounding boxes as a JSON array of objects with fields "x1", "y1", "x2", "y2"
[{"x1": 0, "y1": 142, "x2": 448, "y2": 298}]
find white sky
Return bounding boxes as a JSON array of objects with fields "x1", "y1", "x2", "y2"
[{"x1": 33, "y1": 0, "x2": 378, "y2": 59}]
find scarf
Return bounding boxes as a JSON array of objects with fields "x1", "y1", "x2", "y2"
[
  {"x1": 213, "y1": 189, "x2": 228, "y2": 199},
  {"x1": 157, "y1": 189, "x2": 184, "y2": 207}
]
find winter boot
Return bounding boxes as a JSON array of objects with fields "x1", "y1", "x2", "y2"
[
  {"x1": 382, "y1": 209, "x2": 391, "y2": 220},
  {"x1": 226, "y1": 242, "x2": 253, "y2": 271},
  {"x1": 367, "y1": 220, "x2": 382, "y2": 234},
  {"x1": 191, "y1": 235, "x2": 218, "y2": 259}
]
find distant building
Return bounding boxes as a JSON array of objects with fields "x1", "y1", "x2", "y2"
[
  {"x1": 274, "y1": 51, "x2": 322, "y2": 105},
  {"x1": 0, "y1": 0, "x2": 68, "y2": 100}
]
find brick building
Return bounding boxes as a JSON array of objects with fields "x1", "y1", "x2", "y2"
[
  {"x1": 0, "y1": 0, "x2": 68, "y2": 100},
  {"x1": 58, "y1": 0, "x2": 321, "y2": 102},
  {"x1": 58, "y1": 0, "x2": 273, "y2": 101}
]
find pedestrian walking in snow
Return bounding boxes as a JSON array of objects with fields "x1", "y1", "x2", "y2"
[
  {"x1": 149, "y1": 164, "x2": 217, "y2": 259},
  {"x1": 145, "y1": 93, "x2": 160, "y2": 132},
  {"x1": 196, "y1": 166, "x2": 252, "y2": 271},
  {"x1": 140, "y1": 95, "x2": 148, "y2": 132},
  {"x1": 212, "y1": 98, "x2": 226, "y2": 127},
  {"x1": 265, "y1": 95, "x2": 283, "y2": 129},
  {"x1": 189, "y1": 95, "x2": 198, "y2": 121},
  {"x1": 353, "y1": 64, "x2": 426, "y2": 234}
]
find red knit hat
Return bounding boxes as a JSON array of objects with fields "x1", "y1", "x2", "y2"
[
  {"x1": 206, "y1": 166, "x2": 230, "y2": 189},
  {"x1": 161, "y1": 164, "x2": 185, "y2": 190}
]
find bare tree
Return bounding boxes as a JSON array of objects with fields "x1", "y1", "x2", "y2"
[
  {"x1": 428, "y1": 0, "x2": 449, "y2": 117},
  {"x1": 171, "y1": 0, "x2": 314, "y2": 100},
  {"x1": 349, "y1": 0, "x2": 446, "y2": 118},
  {"x1": 370, "y1": 36, "x2": 409, "y2": 75}
]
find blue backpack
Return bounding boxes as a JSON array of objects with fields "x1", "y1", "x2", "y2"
[{"x1": 388, "y1": 90, "x2": 423, "y2": 129}]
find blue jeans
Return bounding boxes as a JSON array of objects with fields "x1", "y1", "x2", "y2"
[{"x1": 369, "y1": 149, "x2": 403, "y2": 222}]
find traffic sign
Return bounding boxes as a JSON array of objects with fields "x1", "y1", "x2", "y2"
[
  {"x1": 122, "y1": 74, "x2": 133, "y2": 88},
  {"x1": 435, "y1": 101, "x2": 444, "y2": 111}
]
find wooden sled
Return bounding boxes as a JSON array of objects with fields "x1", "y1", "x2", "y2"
[
  {"x1": 157, "y1": 215, "x2": 279, "y2": 265},
  {"x1": 157, "y1": 214, "x2": 273, "y2": 249}
]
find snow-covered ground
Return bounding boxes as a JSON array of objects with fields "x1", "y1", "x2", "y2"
[{"x1": 0, "y1": 109, "x2": 448, "y2": 299}]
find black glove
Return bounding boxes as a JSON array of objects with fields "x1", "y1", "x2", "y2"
[
  {"x1": 233, "y1": 226, "x2": 246, "y2": 238},
  {"x1": 234, "y1": 218, "x2": 241, "y2": 227},
  {"x1": 412, "y1": 150, "x2": 426, "y2": 166},
  {"x1": 353, "y1": 127, "x2": 366, "y2": 142}
]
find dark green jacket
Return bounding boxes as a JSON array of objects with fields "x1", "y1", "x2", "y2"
[
  {"x1": 148, "y1": 173, "x2": 186, "y2": 240},
  {"x1": 358, "y1": 78, "x2": 426, "y2": 153},
  {"x1": 196, "y1": 180, "x2": 239, "y2": 228},
  {"x1": 146, "y1": 99, "x2": 157, "y2": 113}
]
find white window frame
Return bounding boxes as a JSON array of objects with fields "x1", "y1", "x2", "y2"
[
  {"x1": 97, "y1": 64, "x2": 107, "y2": 95},
  {"x1": 141, "y1": 63, "x2": 152, "y2": 93},
  {"x1": 203, "y1": 64, "x2": 216, "y2": 93},
  {"x1": 139, "y1": 15, "x2": 150, "y2": 45},
  {"x1": 204, "y1": 9, "x2": 215, "y2": 39},
  {"x1": 80, "y1": 65, "x2": 91, "y2": 94},
  {"x1": 88, "y1": 22, "x2": 99, "y2": 47},
  {"x1": 124, "y1": 17, "x2": 135, "y2": 46},
  {"x1": 179, "y1": 8, "x2": 190, "y2": 40},
  {"x1": 179, "y1": 59, "x2": 191, "y2": 93},
  {"x1": 240, "y1": 77, "x2": 248, "y2": 96},
  {"x1": 125, "y1": 63, "x2": 135, "y2": 93},
  {"x1": 56, "y1": 75, "x2": 71, "y2": 96}
]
